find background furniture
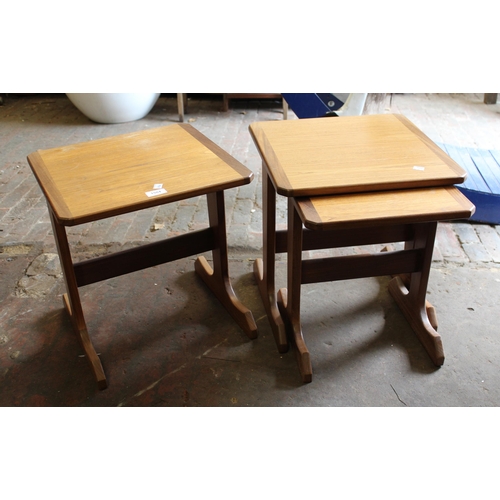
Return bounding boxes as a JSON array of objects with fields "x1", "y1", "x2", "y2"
[
  {"x1": 222, "y1": 93, "x2": 283, "y2": 113},
  {"x1": 176, "y1": 93, "x2": 288, "y2": 122},
  {"x1": 484, "y1": 93, "x2": 497, "y2": 104}
]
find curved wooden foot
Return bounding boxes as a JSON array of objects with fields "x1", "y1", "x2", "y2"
[
  {"x1": 388, "y1": 277, "x2": 444, "y2": 366},
  {"x1": 397, "y1": 272, "x2": 438, "y2": 330},
  {"x1": 63, "y1": 293, "x2": 107, "y2": 390},
  {"x1": 277, "y1": 288, "x2": 313, "y2": 383},
  {"x1": 253, "y1": 258, "x2": 289, "y2": 352},
  {"x1": 195, "y1": 256, "x2": 258, "y2": 339},
  {"x1": 381, "y1": 248, "x2": 439, "y2": 331},
  {"x1": 426, "y1": 303, "x2": 438, "y2": 332}
]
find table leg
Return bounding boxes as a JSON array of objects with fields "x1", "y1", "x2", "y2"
[
  {"x1": 49, "y1": 210, "x2": 107, "y2": 390},
  {"x1": 381, "y1": 246, "x2": 438, "y2": 330},
  {"x1": 253, "y1": 169, "x2": 289, "y2": 352},
  {"x1": 395, "y1": 273, "x2": 438, "y2": 331},
  {"x1": 277, "y1": 198, "x2": 313, "y2": 382},
  {"x1": 177, "y1": 93, "x2": 187, "y2": 122},
  {"x1": 195, "y1": 190, "x2": 258, "y2": 339},
  {"x1": 276, "y1": 216, "x2": 444, "y2": 382},
  {"x1": 388, "y1": 222, "x2": 444, "y2": 366}
]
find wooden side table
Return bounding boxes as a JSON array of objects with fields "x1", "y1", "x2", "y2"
[
  {"x1": 27, "y1": 124, "x2": 257, "y2": 389},
  {"x1": 280, "y1": 188, "x2": 474, "y2": 382},
  {"x1": 249, "y1": 114, "x2": 474, "y2": 382}
]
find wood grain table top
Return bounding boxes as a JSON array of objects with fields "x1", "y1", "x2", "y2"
[
  {"x1": 295, "y1": 186, "x2": 475, "y2": 230},
  {"x1": 27, "y1": 124, "x2": 253, "y2": 225},
  {"x1": 249, "y1": 114, "x2": 467, "y2": 197}
]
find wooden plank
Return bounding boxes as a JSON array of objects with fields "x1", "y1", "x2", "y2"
[
  {"x1": 274, "y1": 224, "x2": 412, "y2": 253},
  {"x1": 301, "y1": 249, "x2": 422, "y2": 284},
  {"x1": 74, "y1": 228, "x2": 214, "y2": 286}
]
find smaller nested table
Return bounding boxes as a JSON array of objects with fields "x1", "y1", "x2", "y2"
[
  {"x1": 28, "y1": 124, "x2": 257, "y2": 389},
  {"x1": 280, "y1": 187, "x2": 474, "y2": 382}
]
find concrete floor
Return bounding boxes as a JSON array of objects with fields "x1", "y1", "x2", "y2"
[{"x1": 1, "y1": 93, "x2": 500, "y2": 406}]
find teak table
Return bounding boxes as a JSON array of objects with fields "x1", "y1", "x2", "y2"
[
  {"x1": 28, "y1": 124, "x2": 258, "y2": 389},
  {"x1": 249, "y1": 114, "x2": 474, "y2": 382}
]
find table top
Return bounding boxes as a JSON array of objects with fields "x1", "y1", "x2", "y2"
[
  {"x1": 249, "y1": 114, "x2": 467, "y2": 197},
  {"x1": 28, "y1": 124, "x2": 253, "y2": 225},
  {"x1": 294, "y1": 186, "x2": 475, "y2": 231}
]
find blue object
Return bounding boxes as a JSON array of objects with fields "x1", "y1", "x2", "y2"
[
  {"x1": 437, "y1": 143, "x2": 500, "y2": 224},
  {"x1": 281, "y1": 93, "x2": 345, "y2": 118}
]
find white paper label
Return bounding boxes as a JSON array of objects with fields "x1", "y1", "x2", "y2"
[
  {"x1": 146, "y1": 188, "x2": 167, "y2": 197},
  {"x1": 413, "y1": 166, "x2": 425, "y2": 171},
  {"x1": 153, "y1": 183, "x2": 163, "y2": 189}
]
